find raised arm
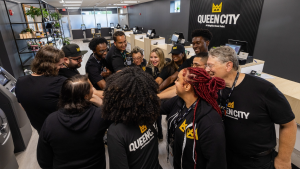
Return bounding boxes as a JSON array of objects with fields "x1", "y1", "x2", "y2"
[{"x1": 159, "y1": 71, "x2": 178, "y2": 91}]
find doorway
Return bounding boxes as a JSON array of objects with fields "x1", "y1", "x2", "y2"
[{"x1": 61, "y1": 15, "x2": 73, "y2": 40}]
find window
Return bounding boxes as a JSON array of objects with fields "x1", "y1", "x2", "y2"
[
  {"x1": 95, "y1": 7, "x2": 108, "y2": 27},
  {"x1": 69, "y1": 15, "x2": 82, "y2": 29},
  {"x1": 67, "y1": 7, "x2": 121, "y2": 29},
  {"x1": 170, "y1": 0, "x2": 180, "y2": 13}
]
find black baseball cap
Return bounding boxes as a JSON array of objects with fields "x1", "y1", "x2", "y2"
[
  {"x1": 62, "y1": 44, "x2": 88, "y2": 58},
  {"x1": 169, "y1": 44, "x2": 185, "y2": 54}
]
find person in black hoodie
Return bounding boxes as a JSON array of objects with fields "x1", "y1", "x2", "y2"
[
  {"x1": 37, "y1": 74, "x2": 111, "y2": 169},
  {"x1": 160, "y1": 67, "x2": 227, "y2": 169},
  {"x1": 102, "y1": 67, "x2": 162, "y2": 169}
]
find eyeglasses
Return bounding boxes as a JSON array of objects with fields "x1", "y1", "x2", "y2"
[
  {"x1": 205, "y1": 64, "x2": 215, "y2": 70},
  {"x1": 99, "y1": 48, "x2": 109, "y2": 54},
  {"x1": 133, "y1": 57, "x2": 142, "y2": 61},
  {"x1": 70, "y1": 56, "x2": 83, "y2": 62},
  {"x1": 191, "y1": 63, "x2": 207, "y2": 68}
]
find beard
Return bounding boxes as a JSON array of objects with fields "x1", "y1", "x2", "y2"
[{"x1": 94, "y1": 53, "x2": 105, "y2": 60}]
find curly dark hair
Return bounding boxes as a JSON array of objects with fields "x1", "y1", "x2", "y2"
[
  {"x1": 59, "y1": 74, "x2": 92, "y2": 114},
  {"x1": 88, "y1": 37, "x2": 108, "y2": 51},
  {"x1": 31, "y1": 46, "x2": 64, "y2": 76},
  {"x1": 102, "y1": 67, "x2": 160, "y2": 126},
  {"x1": 113, "y1": 31, "x2": 125, "y2": 42},
  {"x1": 191, "y1": 29, "x2": 213, "y2": 41}
]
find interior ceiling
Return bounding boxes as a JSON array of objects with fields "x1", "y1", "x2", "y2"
[{"x1": 43, "y1": 0, "x2": 154, "y2": 8}]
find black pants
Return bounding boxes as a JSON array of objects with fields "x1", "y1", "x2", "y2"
[{"x1": 227, "y1": 150, "x2": 277, "y2": 169}]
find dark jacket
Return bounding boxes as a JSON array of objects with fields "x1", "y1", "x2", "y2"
[
  {"x1": 105, "y1": 45, "x2": 131, "y2": 73},
  {"x1": 161, "y1": 96, "x2": 227, "y2": 169},
  {"x1": 37, "y1": 106, "x2": 111, "y2": 169}
]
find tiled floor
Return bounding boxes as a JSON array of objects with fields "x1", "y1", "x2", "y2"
[{"x1": 15, "y1": 39, "x2": 173, "y2": 169}]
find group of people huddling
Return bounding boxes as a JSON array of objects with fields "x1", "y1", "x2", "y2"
[{"x1": 15, "y1": 29, "x2": 297, "y2": 169}]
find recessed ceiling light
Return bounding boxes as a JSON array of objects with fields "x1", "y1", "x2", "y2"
[
  {"x1": 59, "y1": 0, "x2": 64, "y2": 3},
  {"x1": 64, "y1": 1, "x2": 82, "y2": 3},
  {"x1": 114, "y1": 4, "x2": 128, "y2": 5},
  {"x1": 63, "y1": 4, "x2": 81, "y2": 6},
  {"x1": 123, "y1": 1, "x2": 137, "y2": 3},
  {"x1": 67, "y1": 7, "x2": 80, "y2": 9}
]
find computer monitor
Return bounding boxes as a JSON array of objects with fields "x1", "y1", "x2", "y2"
[
  {"x1": 225, "y1": 43, "x2": 242, "y2": 55},
  {"x1": 133, "y1": 26, "x2": 140, "y2": 33},
  {"x1": 110, "y1": 23, "x2": 114, "y2": 28},
  {"x1": 97, "y1": 23, "x2": 101, "y2": 29},
  {"x1": 171, "y1": 34, "x2": 179, "y2": 42},
  {"x1": 81, "y1": 24, "x2": 86, "y2": 30},
  {"x1": 228, "y1": 39, "x2": 248, "y2": 54}
]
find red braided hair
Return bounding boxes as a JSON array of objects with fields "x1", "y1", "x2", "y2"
[{"x1": 182, "y1": 67, "x2": 225, "y2": 169}]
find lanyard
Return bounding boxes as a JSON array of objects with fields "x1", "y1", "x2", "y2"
[
  {"x1": 219, "y1": 72, "x2": 239, "y2": 119},
  {"x1": 172, "y1": 100, "x2": 198, "y2": 136},
  {"x1": 121, "y1": 51, "x2": 127, "y2": 61}
]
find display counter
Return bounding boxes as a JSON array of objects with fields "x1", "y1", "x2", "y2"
[
  {"x1": 240, "y1": 59, "x2": 265, "y2": 74},
  {"x1": 124, "y1": 31, "x2": 133, "y2": 36},
  {"x1": 264, "y1": 74, "x2": 300, "y2": 125},
  {"x1": 128, "y1": 34, "x2": 147, "y2": 51},
  {"x1": 143, "y1": 37, "x2": 165, "y2": 61}
]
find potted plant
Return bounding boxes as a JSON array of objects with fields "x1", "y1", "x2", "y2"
[
  {"x1": 63, "y1": 37, "x2": 70, "y2": 46},
  {"x1": 42, "y1": 8, "x2": 49, "y2": 21},
  {"x1": 54, "y1": 22, "x2": 60, "y2": 28},
  {"x1": 25, "y1": 7, "x2": 43, "y2": 22},
  {"x1": 21, "y1": 28, "x2": 34, "y2": 34},
  {"x1": 50, "y1": 12, "x2": 62, "y2": 21}
]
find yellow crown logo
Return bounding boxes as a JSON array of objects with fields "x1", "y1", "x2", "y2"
[
  {"x1": 212, "y1": 2, "x2": 222, "y2": 13},
  {"x1": 173, "y1": 46, "x2": 177, "y2": 49},
  {"x1": 139, "y1": 125, "x2": 147, "y2": 134},
  {"x1": 179, "y1": 120, "x2": 187, "y2": 132},
  {"x1": 186, "y1": 128, "x2": 198, "y2": 140},
  {"x1": 227, "y1": 101, "x2": 234, "y2": 108},
  {"x1": 76, "y1": 48, "x2": 80, "y2": 52}
]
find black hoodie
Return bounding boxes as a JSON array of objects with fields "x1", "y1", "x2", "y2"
[
  {"x1": 161, "y1": 96, "x2": 227, "y2": 169},
  {"x1": 37, "y1": 105, "x2": 111, "y2": 169}
]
